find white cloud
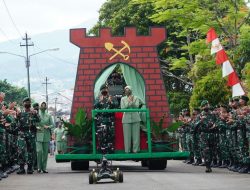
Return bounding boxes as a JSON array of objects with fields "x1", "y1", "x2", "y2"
[{"x1": 0, "y1": 0, "x2": 106, "y2": 42}]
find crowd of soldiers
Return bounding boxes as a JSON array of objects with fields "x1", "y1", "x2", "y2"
[
  {"x1": 0, "y1": 92, "x2": 54, "y2": 180},
  {"x1": 178, "y1": 96, "x2": 250, "y2": 173}
]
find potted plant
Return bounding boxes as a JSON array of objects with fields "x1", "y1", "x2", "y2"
[
  {"x1": 63, "y1": 108, "x2": 92, "y2": 170},
  {"x1": 151, "y1": 114, "x2": 182, "y2": 152},
  {"x1": 63, "y1": 108, "x2": 92, "y2": 154}
]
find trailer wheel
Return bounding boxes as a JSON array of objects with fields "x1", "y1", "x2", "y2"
[
  {"x1": 148, "y1": 159, "x2": 167, "y2": 170},
  {"x1": 89, "y1": 172, "x2": 94, "y2": 184},
  {"x1": 71, "y1": 160, "x2": 89, "y2": 170},
  {"x1": 92, "y1": 171, "x2": 98, "y2": 184},
  {"x1": 118, "y1": 171, "x2": 123, "y2": 183},
  {"x1": 141, "y1": 160, "x2": 148, "y2": 167}
]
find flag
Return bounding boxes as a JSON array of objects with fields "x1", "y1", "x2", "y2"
[
  {"x1": 222, "y1": 60, "x2": 234, "y2": 77},
  {"x1": 227, "y1": 72, "x2": 239, "y2": 86},
  {"x1": 216, "y1": 49, "x2": 228, "y2": 65},
  {"x1": 232, "y1": 83, "x2": 245, "y2": 97},
  {"x1": 211, "y1": 38, "x2": 223, "y2": 54},
  {"x1": 206, "y1": 28, "x2": 217, "y2": 43}
]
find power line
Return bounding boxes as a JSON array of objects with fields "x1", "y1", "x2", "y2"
[
  {"x1": 20, "y1": 33, "x2": 34, "y2": 97},
  {"x1": 2, "y1": 0, "x2": 22, "y2": 38},
  {"x1": 42, "y1": 77, "x2": 51, "y2": 107},
  {"x1": 35, "y1": 46, "x2": 77, "y2": 66},
  {"x1": 0, "y1": 26, "x2": 19, "y2": 46}
]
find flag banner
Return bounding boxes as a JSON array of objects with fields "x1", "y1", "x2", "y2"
[
  {"x1": 211, "y1": 38, "x2": 223, "y2": 54},
  {"x1": 227, "y1": 71, "x2": 240, "y2": 86},
  {"x1": 206, "y1": 28, "x2": 217, "y2": 43},
  {"x1": 232, "y1": 83, "x2": 245, "y2": 97},
  {"x1": 222, "y1": 60, "x2": 234, "y2": 77},
  {"x1": 216, "y1": 49, "x2": 228, "y2": 65}
]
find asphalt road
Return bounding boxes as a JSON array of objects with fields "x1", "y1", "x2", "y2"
[{"x1": 1, "y1": 155, "x2": 250, "y2": 190}]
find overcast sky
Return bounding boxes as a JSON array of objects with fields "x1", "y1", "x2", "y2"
[{"x1": 0, "y1": 0, "x2": 106, "y2": 42}]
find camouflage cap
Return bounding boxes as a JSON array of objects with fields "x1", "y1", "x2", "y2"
[
  {"x1": 200, "y1": 100, "x2": 209, "y2": 107},
  {"x1": 232, "y1": 96, "x2": 239, "y2": 102},
  {"x1": 23, "y1": 97, "x2": 31, "y2": 103},
  {"x1": 32, "y1": 102, "x2": 39, "y2": 107}
]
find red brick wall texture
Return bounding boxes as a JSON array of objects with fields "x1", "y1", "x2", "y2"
[{"x1": 70, "y1": 27, "x2": 171, "y2": 127}]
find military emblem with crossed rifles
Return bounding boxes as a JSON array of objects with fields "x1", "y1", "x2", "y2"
[{"x1": 104, "y1": 40, "x2": 131, "y2": 61}]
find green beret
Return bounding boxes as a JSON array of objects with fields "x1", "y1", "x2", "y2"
[
  {"x1": 5, "y1": 115, "x2": 12, "y2": 123},
  {"x1": 23, "y1": 97, "x2": 31, "y2": 103},
  {"x1": 32, "y1": 103, "x2": 39, "y2": 107},
  {"x1": 100, "y1": 84, "x2": 107, "y2": 91},
  {"x1": 240, "y1": 95, "x2": 249, "y2": 102},
  {"x1": 200, "y1": 100, "x2": 209, "y2": 107}
]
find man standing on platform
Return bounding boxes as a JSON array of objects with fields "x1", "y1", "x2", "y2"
[{"x1": 36, "y1": 102, "x2": 54, "y2": 173}]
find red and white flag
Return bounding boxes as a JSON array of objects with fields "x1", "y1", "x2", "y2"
[
  {"x1": 222, "y1": 60, "x2": 234, "y2": 77},
  {"x1": 211, "y1": 38, "x2": 223, "y2": 54},
  {"x1": 206, "y1": 28, "x2": 217, "y2": 43},
  {"x1": 232, "y1": 83, "x2": 245, "y2": 97},
  {"x1": 216, "y1": 49, "x2": 228, "y2": 65},
  {"x1": 207, "y1": 27, "x2": 245, "y2": 97}
]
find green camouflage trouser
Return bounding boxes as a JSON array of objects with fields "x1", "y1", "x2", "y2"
[
  {"x1": 218, "y1": 132, "x2": 229, "y2": 161},
  {"x1": 193, "y1": 133, "x2": 202, "y2": 160},
  {"x1": 17, "y1": 131, "x2": 35, "y2": 166},
  {"x1": 0, "y1": 128, "x2": 7, "y2": 167}
]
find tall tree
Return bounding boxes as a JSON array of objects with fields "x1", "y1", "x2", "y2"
[
  {"x1": 0, "y1": 79, "x2": 28, "y2": 105},
  {"x1": 134, "y1": 0, "x2": 250, "y2": 106}
]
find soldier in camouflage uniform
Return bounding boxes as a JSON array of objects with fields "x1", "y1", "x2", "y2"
[
  {"x1": 16, "y1": 97, "x2": 40, "y2": 174},
  {"x1": 182, "y1": 109, "x2": 194, "y2": 164},
  {"x1": 197, "y1": 100, "x2": 215, "y2": 173},
  {"x1": 191, "y1": 108, "x2": 203, "y2": 166},
  {"x1": 32, "y1": 102, "x2": 39, "y2": 170},
  {"x1": 177, "y1": 110, "x2": 190, "y2": 158},
  {"x1": 0, "y1": 93, "x2": 9, "y2": 179},
  {"x1": 94, "y1": 84, "x2": 118, "y2": 153},
  {"x1": 216, "y1": 105, "x2": 230, "y2": 168},
  {"x1": 237, "y1": 96, "x2": 250, "y2": 173},
  {"x1": 227, "y1": 97, "x2": 240, "y2": 171}
]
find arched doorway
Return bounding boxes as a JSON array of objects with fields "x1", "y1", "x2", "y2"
[
  {"x1": 94, "y1": 63, "x2": 148, "y2": 151},
  {"x1": 94, "y1": 63, "x2": 146, "y2": 107}
]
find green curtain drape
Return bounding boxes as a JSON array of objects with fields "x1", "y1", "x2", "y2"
[
  {"x1": 120, "y1": 64, "x2": 146, "y2": 123},
  {"x1": 120, "y1": 64, "x2": 145, "y2": 104},
  {"x1": 94, "y1": 64, "x2": 117, "y2": 98}
]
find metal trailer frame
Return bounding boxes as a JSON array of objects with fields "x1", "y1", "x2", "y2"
[{"x1": 56, "y1": 108, "x2": 189, "y2": 163}]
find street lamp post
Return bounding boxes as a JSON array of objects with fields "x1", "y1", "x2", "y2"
[{"x1": 0, "y1": 48, "x2": 59, "y2": 97}]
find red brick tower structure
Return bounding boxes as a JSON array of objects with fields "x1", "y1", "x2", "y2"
[{"x1": 70, "y1": 27, "x2": 171, "y2": 126}]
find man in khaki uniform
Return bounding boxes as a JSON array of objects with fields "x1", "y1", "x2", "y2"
[
  {"x1": 121, "y1": 86, "x2": 141, "y2": 153},
  {"x1": 36, "y1": 102, "x2": 54, "y2": 173}
]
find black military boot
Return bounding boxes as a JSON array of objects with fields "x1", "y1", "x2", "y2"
[
  {"x1": 193, "y1": 158, "x2": 202, "y2": 166},
  {"x1": 238, "y1": 165, "x2": 249, "y2": 174},
  {"x1": 0, "y1": 169, "x2": 8, "y2": 178},
  {"x1": 215, "y1": 160, "x2": 222, "y2": 168},
  {"x1": 27, "y1": 165, "x2": 33, "y2": 174},
  {"x1": 219, "y1": 160, "x2": 227, "y2": 168},
  {"x1": 187, "y1": 158, "x2": 194, "y2": 164},
  {"x1": 16, "y1": 165, "x2": 25, "y2": 174}
]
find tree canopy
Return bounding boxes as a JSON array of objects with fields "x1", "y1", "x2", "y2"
[
  {"x1": 90, "y1": 0, "x2": 250, "y2": 115},
  {"x1": 0, "y1": 79, "x2": 28, "y2": 105}
]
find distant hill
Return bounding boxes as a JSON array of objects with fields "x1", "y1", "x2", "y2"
[{"x1": 0, "y1": 20, "x2": 95, "y2": 109}]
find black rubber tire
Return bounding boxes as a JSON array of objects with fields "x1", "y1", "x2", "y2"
[
  {"x1": 148, "y1": 159, "x2": 167, "y2": 170},
  {"x1": 71, "y1": 160, "x2": 89, "y2": 170},
  {"x1": 141, "y1": 160, "x2": 148, "y2": 167},
  {"x1": 89, "y1": 172, "x2": 93, "y2": 184},
  {"x1": 118, "y1": 171, "x2": 123, "y2": 183}
]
